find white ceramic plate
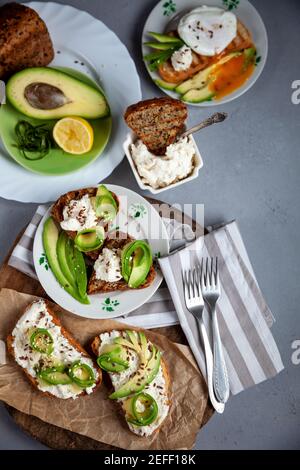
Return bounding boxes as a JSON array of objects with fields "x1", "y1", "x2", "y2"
[
  {"x1": 142, "y1": 0, "x2": 268, "y2": 106},
  {"x1": 33, "y1": 184, "x2": 169, "y2": 319},
  {"x1": 0, "y1": 2, "x2": 141, "y2": 202}
]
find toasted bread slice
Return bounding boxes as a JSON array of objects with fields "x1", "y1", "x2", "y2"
[
  {"x1": 91, "y1": 330, "x2": 170, "y2": 437},
  {"x1": 0, "y1": 3, "x2": 54, "y2": 80},
  {"x1": 7, "y1": 299, "x2": 102, "y2": 399},
  {"x1": 124, "y1": 97, "x2": 187, "y2": 155},
  {"x1": 87, "y1": 231, "x2": 156, "y2": 294},
  {"x1": 158, "y1": 50, "x2": 211, "y2": 84},
  {"x1": 157, "y1": 20, "x2": 253, "y2": 85},
  {"x1": 225, "y1": 19, "x2": 253, "y2": 53},
  {"x1": 51, "y1": 187, "x2": 119, "y2": 260}
]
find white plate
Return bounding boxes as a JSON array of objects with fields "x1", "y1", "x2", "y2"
[
  {"x1": 142, "y1": 0, "x2": 268, "y2": 106},
  {"x1": 0, "y1": 2, "x2": 141, "y2": 202},
  {"x1": 123, "y1": 132, "x2": 203, "y2": 194},
  {"x1": 33, "y1": 184, "x2": 169, "y2": 319}
]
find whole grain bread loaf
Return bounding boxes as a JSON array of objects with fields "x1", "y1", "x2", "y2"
[
  {"x1": 0, "y1": 3, "x2": 54, "y2": 80},
  {"x1": 124, "y1": 97, "x2": 187, "y2": 155}
]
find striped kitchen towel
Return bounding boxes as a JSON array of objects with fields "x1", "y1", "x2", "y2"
[
  {"x1": 8, "y1": 204, "x2": 193, "y2": 329},
  {"x1": 159, "y1": 221, "x2": 284, "y2": 394}
]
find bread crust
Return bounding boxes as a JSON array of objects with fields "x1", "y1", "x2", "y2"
[
  {"x1": 0, "y1": 3, "x2": 54, "y2": 80},
  {"x1": 51, "y1": 187, "x2": 119, "y2": 260},
  {"x1": 87, "y1": 231, "x2": 156, "y2": 294},
  {"x1": 91, "y1": 329, "x2": 170, "y2": 437},
  {"x1": 7, "y1": 300, "x2": 102, "y2": 399},
  {"x1": 124, "y1": 97, "x2": 187, "y2": 155}
]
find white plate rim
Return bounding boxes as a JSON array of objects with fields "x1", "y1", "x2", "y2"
[
  {"x1": 33, "y1": 184, "x2": 170, "y2": 319},
  {"x1": 0, "y1": 2, "x2": 141, "y2": 202},
  {"x1": 141, "y1": 0, "x2": 268, "y2": 107}
]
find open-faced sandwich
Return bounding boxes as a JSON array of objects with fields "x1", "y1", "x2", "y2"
[
  {"x1": 124, "y1": 97, "x2": 199, "y2": 190},
  {"x1": 92, "y1": 329, "x2": 170, "y2": 436},
  {"x1": 43, "y1": 184, "x2": 156, "y2": 304},
  {"x1": 7, "y1": 299, "x2": 101, "y2": 399},
  {"x1": 144, "y1": 5, "x2": 257, "y2": 103},
  {"x1": 51, "y1": 184, "x2": 119, "y2": 259}
]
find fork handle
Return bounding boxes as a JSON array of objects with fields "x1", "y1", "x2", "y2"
[
  {"x1": 198, "y1": 319, "x2": 225, "y2": 414},
  {"x1": 211, "y1": 307, "x2": 230, "y2": 403}
]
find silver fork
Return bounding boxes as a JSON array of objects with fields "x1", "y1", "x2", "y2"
[
  {"x1": 183, "y1": 267, "x2": 225, "y2": 414},
  {"x1": 201, "y1": 258, "x2": 230, "y2": 404}
]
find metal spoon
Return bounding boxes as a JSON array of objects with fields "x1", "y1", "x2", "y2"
[{"x1": 178, "y1": 112, "x2": 228, "y2": 141}]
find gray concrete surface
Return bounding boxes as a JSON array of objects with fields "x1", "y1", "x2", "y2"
[{"x1": 0, "y1": 0, "x2": 299, "y2": 450}]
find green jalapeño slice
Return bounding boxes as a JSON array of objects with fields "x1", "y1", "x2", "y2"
[
  {"x1": 127, "y1": 393, "x2": 158, "y2": 426},
  {"x1": 30, "y1": 328, "x2": 54, "y2": 355},
  {"x1": 97, "y1": 345, "x2": 129, "y2": 373},
  {"x1": 38, "y1": 367, "x2": 72, "y2": 385},
  {"x1": 68, "y1": 361, "x2": 95, "y2": 388}
]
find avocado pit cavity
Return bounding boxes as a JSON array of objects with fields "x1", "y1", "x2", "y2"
[{"x1": 24, "y1": 82, "x2": 72, "y2": 110}]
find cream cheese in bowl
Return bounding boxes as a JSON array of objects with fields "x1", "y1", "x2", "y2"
[{"x1": 130, "y1": 136, "x2": 196, "y2": 189}]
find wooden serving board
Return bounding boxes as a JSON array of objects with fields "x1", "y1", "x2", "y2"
[{"x1": 0, "y1": 198, "x2": 213, "y2": 450}]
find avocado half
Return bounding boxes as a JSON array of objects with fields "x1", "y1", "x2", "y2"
[{"x1": 6, "y1": 67, "x2": 110, "y2": 120}]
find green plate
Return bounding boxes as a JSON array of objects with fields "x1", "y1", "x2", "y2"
[{"x1": 0, "y1": 67, "x2": 112, "y2": 175}]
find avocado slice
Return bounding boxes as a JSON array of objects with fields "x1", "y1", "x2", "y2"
[
  {"x1": 42, "y1": 217, "x2": 89, "y2": 304},
  {"x1": 126, "y1": 330, "x2": 141, "y2": 353},
  {"x1": 243, "y1": 47, "x2": 256, "y2": 69},
  {"x1": 6, "y1": 67, "x2": 109, "y2": 120},
  {"x1": 94, "y1": 185, "x2": 118, "y2": 221},
  {"x1": 182, "y1": 85, "x2": 216, "y2": 104},
  {"x1": 144, "y1": 41, "x2": 181, "y2": 50},
  {"x1": 109, "y1": 346, "x2": 161, "y2": 399},
  {"x1": 96, "y1": 184, "x2": 113, "y2": 198},
  {"x1": 65, "y1": 236, "x2": 89, "y2": 299},
  {"x1": 176, "y1": 51, "x2": 242, "y2": 95},
  {"x1": 95, "y1": 196, "x2": 117, "y2": 221},
  {"x1": 139, "y1": 332, "x2": 148, "y2": 363},
  {"x1": 74, "y1": 226, "x2": 105, "y2": 252},
  {"x1": 147, "y1": 32, "x2": 182, "y2": 43},
  {"x1": 114, "y1": 331, "x2": 141, "y2": 354},
  {"x1": 57, "y1": 231, "x2": 76, "y2": 288},
  {"x1": 155, "y1": 79, "x2": 178, "y2": 91},
  {"x1": 128, "y1": 246, "x2": 152, "y2": 288}
]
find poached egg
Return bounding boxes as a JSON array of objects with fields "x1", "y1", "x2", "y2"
[{"x1": 178, "y1": 6, "x2": 237, "y2": 57}]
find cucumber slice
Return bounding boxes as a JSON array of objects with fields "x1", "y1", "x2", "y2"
[
  {"x1": 182, "y1": 86, "x2": 216, "y2": 104},
  {"x1": 148, "y1": 31, "x2": 182, "y2": 43},
  {"x1": 155, "y1": 79, "x2": 178, "y2": 91}
]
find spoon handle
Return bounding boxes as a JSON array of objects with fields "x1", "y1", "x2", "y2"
[{"x1": 180, "y1": 112, "x2": 228, "y2": 140}]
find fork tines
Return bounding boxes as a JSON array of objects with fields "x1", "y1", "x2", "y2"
[{"x1": 201, "y1": 257, "x2": 218, "y2": 288}]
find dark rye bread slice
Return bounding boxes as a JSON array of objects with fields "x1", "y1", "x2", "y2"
[
  {"x1": 87, "y1": 232, "x2": 156, "y2": 294},
  {"x1": 0, "y1": 3, "x2": 54, "y2": 80},
  {"x1": 51, "y1": 187, "x2": 119, "y2": 260},
  {"x1": 124, "y1": 97, "x2": 187, "y2": 155},
  {"x1": 6, "y1": 299, "x2": 102, "y2": 399},
  {"x1": 91, "y1": 330, "x2": 171, "y2": 437}
]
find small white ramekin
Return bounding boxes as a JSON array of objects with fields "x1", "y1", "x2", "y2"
[{"x1": 123, "y1": 132, "x2": 203, "y2": 195}]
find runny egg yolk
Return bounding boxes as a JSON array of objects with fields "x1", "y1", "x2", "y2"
[{"x1": 209, "y1": 54, "x2": 255, "y2": 100}]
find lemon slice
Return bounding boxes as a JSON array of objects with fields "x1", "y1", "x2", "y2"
[{"x1": 53, "y1": 117, "x2": 94, "y2": 154}]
